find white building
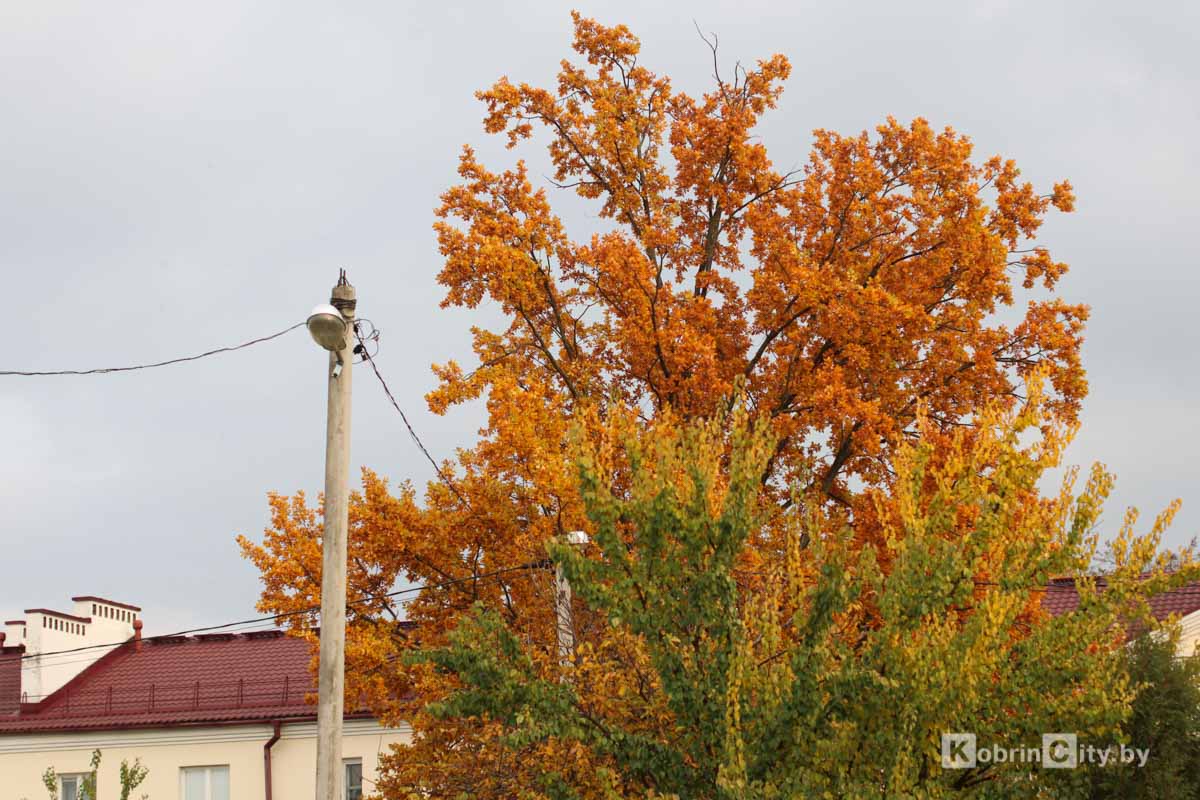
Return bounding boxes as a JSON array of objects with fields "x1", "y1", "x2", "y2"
[{"x1": 0, "y1": 596, "x2": 410, "y2": 800}]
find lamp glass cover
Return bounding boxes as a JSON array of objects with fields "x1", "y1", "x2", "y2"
[{"x1": 307, "y1": 304, "x2": 348, "y2": 351}]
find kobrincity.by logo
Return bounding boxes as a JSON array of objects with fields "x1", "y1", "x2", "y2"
[{"x1": 941, "y1": 733, "x2": 1149, "y2": 770}]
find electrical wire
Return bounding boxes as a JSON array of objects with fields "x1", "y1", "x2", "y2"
[
  {"x1": 352, "y1": 321, "x2": 471, "y2": 507},
  {"x1": 0, "y1": 322, "x2": 305, "y2": 376},
  {"x1": 15, "y1": 567, "x2": 1186, "y2": 666},
  {"x1": 14, "y1": 621, "x2": 287, "y2": 673},
  {"x1": 351, "y1": 318, "x2": 381, "y2": 363},
  {"x1": 8, "y1": 561, "x2": 547, "y2": 664}
]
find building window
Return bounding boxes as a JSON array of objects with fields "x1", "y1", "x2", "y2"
[
  {"x1": 345, "y1": 759, "x2": 363, "y2": 800},
  {"x1": 59, "y1": 774, "x2": 89, "y2": 800},
  {"x1": 181, "y1": 766, "x2": 230, "y2": 800}
]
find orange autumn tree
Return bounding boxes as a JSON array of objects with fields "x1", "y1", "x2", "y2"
[{"x1": 239, "y1": 13, "x2": 1086, "y2": 796}]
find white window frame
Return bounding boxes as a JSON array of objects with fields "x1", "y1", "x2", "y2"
[
  {"x1": 59, "y1": 773, "x2": 90, "y2": 800},
  {"x1": 179, "y1": 765, "x2": 230, "y2": 800},
  {"x1": 344, "y1": 758, "x2": 364, "y2": 800}
]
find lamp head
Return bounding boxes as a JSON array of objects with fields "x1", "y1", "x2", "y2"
[{"x1": 307, "y1": 304, "x2": 348, "y2": 351}]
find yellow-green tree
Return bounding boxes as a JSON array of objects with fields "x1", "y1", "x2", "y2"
[{"x1": 418, "y1": 385, "x2": 1193, "y2": 799}]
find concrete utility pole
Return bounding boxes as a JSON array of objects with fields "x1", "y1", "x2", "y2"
[
  {"x1": 554, "y1": 530, "x2": 589, "y2": 670},
  {"x1": 308, "y1": 273, "x2": 356, "y2": 800}
]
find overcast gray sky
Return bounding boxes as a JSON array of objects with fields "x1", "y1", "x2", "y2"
[{"x1": 2, "y1": 1, "x2": 1197, "y2": 634}]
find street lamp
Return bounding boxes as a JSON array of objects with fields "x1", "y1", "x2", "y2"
[
  {"x1": 306, "y1": 304, "x2": 349, "y2": 352},
  {"x1": 312, "y1": 273, "x2": 356, "y2": 800}
]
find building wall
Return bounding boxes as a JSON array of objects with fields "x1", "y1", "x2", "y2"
[
  {"x1": 1176, "y1": 609, "x2": 1200, "y2": 658},
  {"x1": 0, "y1": 719, "x2": 410, "y2": 799}
]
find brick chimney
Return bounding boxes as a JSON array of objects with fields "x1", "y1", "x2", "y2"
[
  {"x1": 0, "y1": 630, "x2": 23, "y2": 714},
  {"x1": 6, "y1": 596, "x2": 140, "y2": 703}
]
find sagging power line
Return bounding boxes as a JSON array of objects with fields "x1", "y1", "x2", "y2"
[
  {"x1": 0, "y1": 321, "x2": 305, "y2": 376},
  {"x1": 8, "y1": 561, "x2": 547, "y2": 665}
]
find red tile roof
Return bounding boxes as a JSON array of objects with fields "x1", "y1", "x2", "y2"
[
  {"x1": 0, "y1": 630, "x2": 347, "y2": 734},
  {"x1": 1041, "y1": 577, "x2": 1200, "y2": 620}
]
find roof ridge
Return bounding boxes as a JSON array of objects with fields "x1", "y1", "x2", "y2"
[{"x1": 143, "y1": 629, "x2": 288, "y2": 645}]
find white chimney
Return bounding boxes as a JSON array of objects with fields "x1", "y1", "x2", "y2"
[
  {"x1": 14, "y1": 596, "x2": 140, "y2": 702},
  {"x1": 3, "y1": 620, "x2": 26, "y2": 646}
]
